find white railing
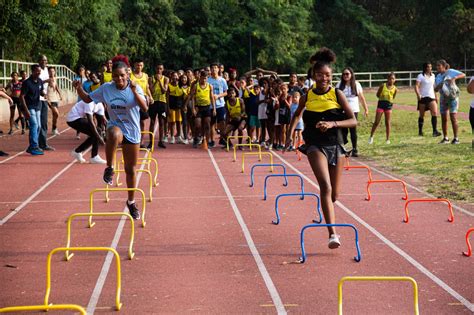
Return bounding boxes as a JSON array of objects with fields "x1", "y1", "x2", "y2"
[
  {"x1": 0, "y1": 59, "x2": 76, "y2": 92},
  {"x1": 279, "y1": 69, "x2": 474, "y2": 88}
]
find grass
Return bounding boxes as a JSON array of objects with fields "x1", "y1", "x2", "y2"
[
  {"x1": 354, "y1": 102, "x2": 473, "y2": 203},
  {"x1": 363, "y1": 86, "x2": 472, "y2": 113}
]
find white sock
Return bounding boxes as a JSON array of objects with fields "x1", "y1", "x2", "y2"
[{"x1": 127, "y1": 200, "x2": 135, "y2": 205}]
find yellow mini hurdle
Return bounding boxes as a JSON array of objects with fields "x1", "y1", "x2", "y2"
[
  {"x1": 226, "y1": 135, "x2": 251, "y2": 152},
  {"x1": 90, "y1": 188, "x2": 147, "y2": 227},
  {"x1": 115, "y1": 148, "x2": 158, "y2": 188},
  {"x1": 242, "y1": 152, "x2": 273, "y2": 173},
  {"x1": 233, "y1": 143, "x2": 261, "y2": 162},
  {"x1": 45, "y1": 247, "x2": 122, "y2": 311},
  {"x1": 141, "y1": 130, "x2": 155, "y2": 153},
  {"x1": 0, "y1": 304, "x2": 86, "y2": 314},
  {"x1": 338, "y1": 276, "x2": 419, "y2": 315},
  {"x1": 107, "y1": 168, "x2": 153, "y2": 202},
  {"x1": 64, "y1": 212, "x2": 135, "y2": 261}
]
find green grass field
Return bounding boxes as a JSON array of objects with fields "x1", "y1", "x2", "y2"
[
  {"x1": 363, "y1": 86, "x2": 472, "y2": 113},
  {"x1": 353, "y1": 98, "x2": 473, "y2": 204}
]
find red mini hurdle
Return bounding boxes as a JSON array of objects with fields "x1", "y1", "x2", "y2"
[
  {"x1": 463, "y1": 228, "x2": 474, "y2": 257},
  {"x1": 403, "y1": 199, "x2": 454, "y2": 223},
  {"x1": 366, "y1": 179, "x2": 408, "y2": 201},
  {"x1": 344, "y1": 165, "x2": 373, "y2": 182}
]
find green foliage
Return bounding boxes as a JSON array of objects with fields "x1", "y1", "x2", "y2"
[{"x1": 0, "y1": 0, "x2": 472, "y2": 73}]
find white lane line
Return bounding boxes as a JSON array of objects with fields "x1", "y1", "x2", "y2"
[
  {"x1": 0, "y1": 146, "x2": 91, "y2": 226},
  {"x1": 0, "y1": 127, "x2": 72, "y2": 164},
  {"x1": 208, "y1": 150, "x2": 287, "y2": 315},
  {"x1": 272, "y1": 151, "x2": 474, "y2": 312},
  {"x1": 355, "y1": 160, "x2": 474, "y2": 217}
]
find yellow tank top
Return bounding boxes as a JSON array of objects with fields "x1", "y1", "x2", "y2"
[
  {"x1": 152, "y1": 76, "x2": 167, "y2": 102},
  {"x1": 131, "y1": 72, "x2": 149, "y2": 94},
  {"x1": 379, "y1": 83, "x2": 396, "y2": 102},
  {"x1": 91, "y1": 83, "x2": 100, "y2": 91},
  {"x1": 102, "y1": 71, "x2": 112, "y2": 83},
  {"x1": 182, "y1": 86, "x2": 190, "y2": 96},
  {"x1": 169, "y1": 83, "x2": 184, "y2": 97},
  {"x1": 305, "y1": 87, "x2": 340, "y2": 112},
  {"x1": 226, "y1": 98, "x2": 242, "y2": 119},
  {"x1": 195, "y1": 83, "x2": 211, "y2": 106}
]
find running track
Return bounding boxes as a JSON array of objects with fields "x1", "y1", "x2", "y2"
[{"x1": 0, "y1": 112, "x2": 473, "y2": 314}]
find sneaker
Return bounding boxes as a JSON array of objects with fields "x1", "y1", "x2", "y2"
[
  {"x1": 90, "y1": 155, "x2": 107, "y2": 164},
  {"x1": 21, "y1": 129, "x2": 25, "y2": 135},
  {"x1": 126, "y1": 201, "x2": 141, "y2": 220},
  {"x1": 170, "y1": 136, "x2": 175, "y2": 144},
  {"x1": 53, "y1": 129, "x2": 60, "y2": 136},
  {"x1": 351, "y1": 148, "x2": 359, "y2": 157},
  {"x1": 432, "y1": 130, "x2": 442, "y2": 137},
  {"x1": 29, "y1": 148, "x2": 44, "y2": 155},
  {"x1": 183, "y1": 139, "x2": 189, "y2": 145},
  {"x1": 418, "y1": 131, "x2": 423, "y2": 136},
  {"x1": 147, "y1": 142, "x2": 153, "y2": 150},
  {"x1": 158, "y1": 141, "x2": 166, "y2": 148},
  {"x1": 70, "y1": 150, "x2": 86, "y2": 163},
  {"x1": 328, "y1": 234, "x2": 341, "y2": 249},
  {"x1": 140, "y1": 143, "x2": 146, "y2": 149},
  {"x1": 268, "y1": 144, "x2": 273, "y2": 150},
  {"x1": 385, "y1": 140, "x2": 391, "y2": 145},
  {"x1": 163, "y1": 136, "x2": 168, "y2": 143},
  {"x1": 0, "y1": 150, "x2": 9, "y2": 156},
  {"x1": 41, "y1": 145, "x2": 55, "y2": 151},
  {"x1": 439, "y1": 137, "x2": 449, "y2": 144},
  {"x1": 219, "y1": 138, "x2": 227, "y2": 146},
  {"x1": 368, "y1": 137, "x2": 374, "y2": 144},
  {"x1": 14, "y1": 122, "x2": 19, "y2": 130},
  {"x1": 103, "y1": 166, "x2": 114, "y2": 185},
  {"x1": 451, "y1": 138, "x2": 460, "y2": 145},
  {"x1": 260, "y1": 141, "x2": 266, "y2": 147},
  {"x1": 178, "y1": 136, "x2": 185, "y2": 144},
  {"x1": 208, "y1": 140, "x2": 215, "y2": 148},
  {"x1": 76, "y1": 134, "x2": 81, "y2": 140},
  {"x1": 8, "y1": 129, "x2": 13, "y2": 135}
]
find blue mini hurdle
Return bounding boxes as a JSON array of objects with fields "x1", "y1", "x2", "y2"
[
  {"x1": 263, "y1": 174, "x2": 304, "y2": 201},
  {"x1": 299, "y1": 223, "x2": 362, "y2": 263},
  {"x1": 273, "y1": 193, "x2": 323, "y2": 225},
  {"x1": 249, "y1": 163, "x2": 288, "y2": 187}
]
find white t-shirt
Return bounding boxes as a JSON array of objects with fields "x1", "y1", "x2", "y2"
[
  {"x1": 470, "y1": 77, "x2": 474, "y2": 109},
  {"x1": 39, "y1": 67, "x2": 49, "y2": 101},
  {"x1": 304, "y1": 78, "x2": 314, "y2": 90},
  {"x1": 257, "y1": 92, "x2": 267, "y2": 119},
  {"x1": 416, "y1": 73, "x2": 436, "y2": 99},
  {"x1": 67, "y1": 101, "x2": 105, "y2": 122},
  {"x1": 336, "y1": 81, "x2": 363, "y2": 113}
]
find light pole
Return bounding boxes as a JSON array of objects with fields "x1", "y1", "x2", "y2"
[{"x1": 249, "y1": 33, "x2": 252, "y2": 70}]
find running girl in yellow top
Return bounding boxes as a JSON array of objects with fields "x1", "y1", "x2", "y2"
[
  {"x1": 189, "y1": 70, "x2": 216, "y2": 148},
  {"x1": 167, "y1": 71, "x2": 186, "y2": 144},
  {"x1": 223, "y1": 86, "x2": 246, "y2": 147},
  {"x1": 285, "y1": 47, "x2": 356, "y2": 249},
  {"x1": 369, "y1": 72, "x2": 398, "y2": 144}
]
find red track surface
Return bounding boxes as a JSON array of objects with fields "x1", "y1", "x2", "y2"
[{"x1": 1, "y1": 113, "x2": 473, "y2": 314}]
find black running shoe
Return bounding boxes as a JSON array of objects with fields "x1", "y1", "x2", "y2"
[
  {"x1": 351, "y1": 148, "x2": 359, "y2": 157},
  {"x1": 0, "y1": 150, "x2": 9, "y2": 156},
  {"x1": 219, "y1": 138, "x2": 226, "y2": 146},
  {"x1": 158, "y1": 141, "x2": 166, "y2": 149},
  {"x1": 147, "y1": 142, "x2": 153, "y2": 150},
  {"x1": 208, "y1": 140, "x2": 215, "y2": 148},
  {"x1": 127, "y1": 201, "x2": 141, "y2": 220},
  {"x1": 451, "y1": 138, "x2": 460, "y2": 145},
  {"x1": 433, "y1": 130, "x2": 442, "y2": 137},
  {"x1": 103, "y1": 166, "x2": 114, "y2": 185}
]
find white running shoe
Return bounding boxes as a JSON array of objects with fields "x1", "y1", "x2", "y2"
[
  {"x1": 183, "y1": 138, "x2": 189, "y2": 145},
  {"x1": 170, "y1": 136, "x2": 175, "y2": 144},
  {"x1": 163, "y1": 136, "x2": 168, "y2": 143},
  {"x1": 90, "y1": 155, "x2": 107, "y2": 164},
  {"x1": 178, "y1": 136, "x2": 185, "y2": 144},
  {"x1": 70, "y1": 150, "x2": 86, "y2": 163},
  {"x1": 368, "y1": 137, "x2": 374, "y2": 145},
  {"x1": 385, "y1": 140, "x2": 391, "y2": 144},
  {"x1": 53, "y1": 129, "x2": 60, "y2": 136},
  {"x1": 328, "y1": 234, "x2": 341, "y2": 249},
  {"x1": 75, "y1": 135, "x2": 81, "y2": 140}
]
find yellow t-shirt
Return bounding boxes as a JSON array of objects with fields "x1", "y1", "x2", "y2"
[
  {"x1": 378, "y1": 83, "x2": 396, "y2": 102},
  {"x1": 195, "y1": 83, "x2": 211, "y2": 106},
  {"x1": 305, "y1": 87, "x2": 341, "y2": 112}
]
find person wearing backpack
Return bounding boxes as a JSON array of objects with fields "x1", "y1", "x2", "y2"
[{"x1": 434, "y1": 59, "x2": 465, "y2": 144}]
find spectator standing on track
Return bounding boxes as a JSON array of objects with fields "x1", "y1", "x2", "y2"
[
  {"x1": 289, "y1": 91, "x2": 303, "y2": 151},
  {"x1": 167, "y1": 71, "x2": 185, "y2": 144},
  {"x1": 208, "y1": 63, "x2": 228, "y2": 147},
  {"x1": 74, "y1": 57, "x2": 148, "y2": 220},
  {"x1": 47, "y1": 67, "x2": 63, "y2": 136},
  {"x1": 66, "y1": 100, "x2": 106, "y2": 164},
  {"x1": 434, "y1": 60, "x2": 465, "y2": 144},
  {"x1": 414, "y1": 63, "x2": 441, "y2": 137},
  {"x1": 368, "y1": 72, "x2": 397, "y2": 145},
  {"x1": 275, "y1": 83, "x2": 291, "y2": 150},
  {"x1": 0, "y1": 90, "x2": 14, "y2": 156},
  {"x1": 336, "y1": 67, "x2": 368, "y2": 157},
  {"x1": 131, "y1": 58, "x2": 153, "y2": 148},
  {"x1": 285, "y1": 48, "x2": 356, "y2": 249},
  {"x1": 6, "y1": 72, "x2": 25, "y2": 135},
  {"x1": 148, "y1": 63, "x2": 169, "y2": 149},
  {"x1": 20, "y1": 64, "x2": 45, "y2": 155},
  {"x1": 38, "y1": 55, "x2": 54, "y2": 151}
]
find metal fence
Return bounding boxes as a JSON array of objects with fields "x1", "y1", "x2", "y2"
[
  {"x1": 279, "y1": 69, "x2": 474, "y2": 88},
  {"x1": 0, "y1": 59, "x2": 76, "y2": 92}
]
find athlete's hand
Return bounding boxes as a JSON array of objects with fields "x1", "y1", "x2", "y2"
[
  {"x1": 316, "y1": 121, "x2": 334, "y2": 132},
  {"x1": 98, "y1": 135, "x2": 106, "y2": 145},
  {"x1": 364, "y1": 109, "x2": 369, "y2": 117},
  {"x1": 129, "y1": 80, "x2": 137, "y2": 91},
  {"x1": 213, "y1": 108, "x2": 217, "y2": 117},
  {"x1": 24, "y1": 110, "x2": 30, "y2": 120},
  {"x1": 72, "y1": 80, "x2": 81, "y2": 89},
  {"x1": 283, "y1": 138, "x2": 293, "y2": 152}
]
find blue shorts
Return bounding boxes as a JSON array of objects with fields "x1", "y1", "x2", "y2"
[
  {"x1": 211, "y1": 106, "x2": 226, "y2": 124},
  {"x1": 439, "y1": 96, "x2": 458, "y2": 114},
  {"x1": 248, "y1": 115, "x2": 260, "y2": 128}
]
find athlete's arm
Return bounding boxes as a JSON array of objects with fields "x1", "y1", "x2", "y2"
[
  {"x1": 467, "y1": 78, "x2": 474, "y2": 94},
  {"x1": 73, "y1": 80, "x2": 93, "y2": 103},
  {"x1": 376, "y1": 84, "x2": 383, "y2": 98},
  {"x1": 285, "y1": 94, "x2": 306, "y2": 149},
  {"x1": 358, "y1": 89, "x2": 369, "y2": 117},
  {"x1": 129, "y1": 80, "x2": 148, "y2": 112},
  {"x1": 239, "y1": 98, "x2": 246, "y2": 117},
  {"x1": 85, "y1": 113, "x2": 105, "y2": 145},
  {"x1": 393, "y1": 87, "x2": 398, "y2": 100},
  {"x1": 414, "y1": 81, "x2": 421, "y2": 100}
]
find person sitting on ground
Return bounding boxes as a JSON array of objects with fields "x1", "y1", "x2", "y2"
[
  {"x1": 73, "y1": 56, "x2": 148, "y2": 220},
  {"x1": 66, "y1": 100, "x2": 106, "y2": 164}
]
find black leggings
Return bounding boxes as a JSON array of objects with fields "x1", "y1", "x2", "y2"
[
  {"x1": 67, "y1": 118, "x2": 99, "y2": 157},
  {"x1": 342, "y1": 112, "x2": 358, "y2": 149},
  {"x1": 470, "y1": 107, "x2": 474, "y2": 133}
]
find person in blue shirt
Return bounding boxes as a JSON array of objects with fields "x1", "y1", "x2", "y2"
[
  {"x1": 74, "y1": 59, "x2": 148, "y2": 220},
  {"x1": 434, "y1": 59, "x2": 465, "y2": 144},
  {"x1": 207, "y1": 63, "x2": 228, "y2": 147}
]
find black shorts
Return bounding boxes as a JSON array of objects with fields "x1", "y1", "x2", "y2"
[
  {"x1": 196, "y1": 105, "x2": 211, "y2": 118},
  {"x1": 140, "y1": 109, "x2": 149, "y2": 121},
  {"x1": 377, "y1": 100, "x2": 393, "y2": 111},
  {"x1": 229, "y1": 118, "x2": 245, "y2": 130},
  {"x1": 148, "y1": 101, "x2": 167, "y2": 119},
  {"x1": 306, "y1": 144, "x2": 345, "y2": 166},
  {"x1": 49, "y1": 102, "x2": 59, "y2": 108},
  {"x1": 211, "y1": 107, "x2": 226, "y2": 124},
  {"x1": 418, "y1": 97, "x2": 436, "y2": 110},
  {"x1": 122, "y1": 137, "x2": 139, "y2": 145}
]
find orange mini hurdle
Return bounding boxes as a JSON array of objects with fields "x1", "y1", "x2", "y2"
[
  {"x1": 403, "y1": 199, "x2": 454, "y2": 223},
  {"x1": 344, "y1": 165, "x2": 373, "y2": 182},
  {"x1": 463, "y1": 228, "x2": 474, "y2": 257},
  {"x1": 366, "y1": 179, "x2": 408, "y2": 201}
]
